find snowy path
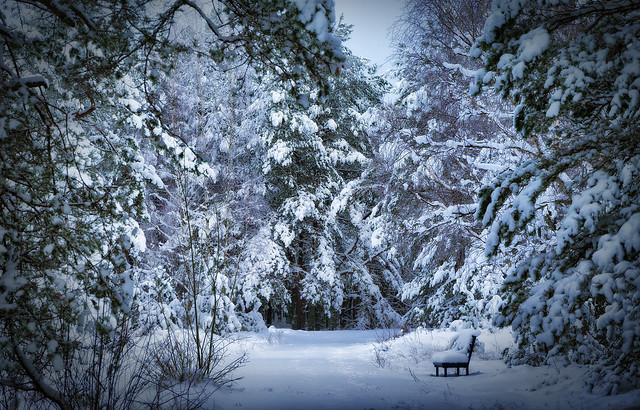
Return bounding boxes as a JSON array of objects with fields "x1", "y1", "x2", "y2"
[
  {"x1": 208, "y1": 328, "x2": 640, "y2": 410},
  {"x1": 212, "y1": 329, "x2": 429, "y2": 409}
]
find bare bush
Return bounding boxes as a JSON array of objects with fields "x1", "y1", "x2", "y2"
[{"x1": 151, "y1": 330, "x2": 246, "y2": 388}]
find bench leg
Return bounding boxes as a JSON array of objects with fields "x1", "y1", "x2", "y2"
[
  {"x1": 466, "y1": 366, "x2": 469, "y2": 376},
  {"x1": 457, "y1": 367, "x2": 460, "y2": 376},
  {"x1": 444, "y1": 367, "x2": 447, "y2": 377},
  {"x1": 436, "y1": 366, "x2": 439, "y2": 377}
]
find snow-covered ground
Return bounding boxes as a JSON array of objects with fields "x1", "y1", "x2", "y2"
[{"x1": 207, "y1": 327, "x2": 640, "y2": 409}]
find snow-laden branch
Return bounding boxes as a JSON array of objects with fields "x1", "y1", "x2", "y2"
[
  {"x1": 181, "y1": 0, "x2": 236, "y2": 43},
  {"x1": 10, "y1": 324, "x2": 69, "y2": 410},
  {"x1": 442, "y1": 61, "x2": 478, "y2": 77}
]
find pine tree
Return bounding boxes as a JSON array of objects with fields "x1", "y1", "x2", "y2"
[
  {"x1": 257, "y1": 23, "x2": 401, "y2": 329},
  {"x1": 0, "y1": 0, "x2": 345, "y2": 406},
  {"x1": 261, "y1": 78, "x2": 343, "y2": 329},
  {"x1": 0, "y1": 2, "x2": 155, "y2": 406},
  {"x1": 472, "y1": 0, "x2": 640, "y2": 394},
  {"x1": 323, "y1": 40, "x2": 404, "y2": 329}
]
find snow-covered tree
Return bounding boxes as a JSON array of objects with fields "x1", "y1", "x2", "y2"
[
  {"x1": 260, "y1": 77, "x2": 345, "y2": 329},
  {"x1": 323, "y1": 41, "x2": 404, "y2": 329},
  {"x1": 137, "y1": 28, "x2": 277, "y2": 336},
  {"x1": 0, "y1": 2, "x2": 157, "y2": 407},
  {"x1": 136, "y1": 16, "x2": 397, "y2": 334},
  {"x1": 472, "y1": 0, "x2": 640, "y2": 394},
  {"x1": 254, "y1": 24, "x2": 403, "y2": 329},
  {"x1": 0, "y1": 0, "x2": 345, "y2": 407},
  {"x1": 357, "y1": 0, "x2": 520, "y2": 328}
]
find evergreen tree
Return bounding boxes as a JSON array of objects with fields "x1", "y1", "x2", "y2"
[
  {"x1": 323, "y1": 42, "x2": 403, "y2": 329},
  {"x1": 0, "y1": 0, "x2": 345, "y2": 406},
  {"x1": 472, "y1": 0, "x2": 640, "y2": 394},
  {"x1": 258, "y1": 25, "x2": 401, "y2": 329},
  {"x1": 261, "y1": 78, "x2": 345, "y2": 329}
]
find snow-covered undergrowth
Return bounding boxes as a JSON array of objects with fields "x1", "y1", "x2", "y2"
[
  {"x1": 373, "y1": 323, "x2": 513, "y2": 371},
  {"x1": 196, "y1": 326, "x2": 640, "y2": 410}
]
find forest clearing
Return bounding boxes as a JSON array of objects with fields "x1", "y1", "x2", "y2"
[
  {"x1": 210, "y1": 327, "x2": 640, "y2": 409},
  {"x1": 1, "y1": 0, "x2": 639, "y2": 408}
]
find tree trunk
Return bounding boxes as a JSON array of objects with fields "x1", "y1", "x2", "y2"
[{"x1": 293, "y1": 286, "x2": 305, "y2": 330}]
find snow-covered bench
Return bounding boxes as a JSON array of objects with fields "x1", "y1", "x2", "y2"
[{"x1": 431, "y1": 329, "x2": 480, "y2": 377}]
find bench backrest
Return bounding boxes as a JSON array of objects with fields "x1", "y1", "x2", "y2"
[{"x1": 466, "y1": 335, "x2": 477, "y2": 363}]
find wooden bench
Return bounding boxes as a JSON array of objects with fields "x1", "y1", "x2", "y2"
[{"x1": 432, "y1": 332, "x2": 478, "y2": 377}]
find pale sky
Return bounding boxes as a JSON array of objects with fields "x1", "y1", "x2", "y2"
[{"x1": 334, "y1": 0, "x2": 405, "y2": 72}]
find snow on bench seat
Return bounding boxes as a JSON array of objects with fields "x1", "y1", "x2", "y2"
[{"x1": 431, "y1": 350, "x2": 468, "y2": 364}]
